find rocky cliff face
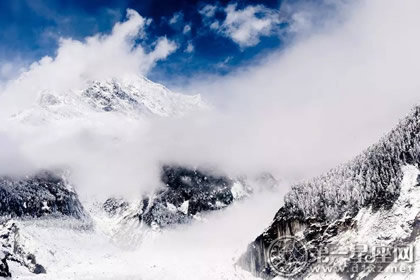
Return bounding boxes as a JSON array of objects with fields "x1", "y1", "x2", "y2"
[
  {"x1": 0, "y1": 171, "x2": 86, "y2": 219},
  {"x1": 239, "y1": 107, "x2": 420, "y2": 279}
]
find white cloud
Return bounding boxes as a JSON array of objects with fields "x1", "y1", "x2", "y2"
[
  {"x1": 0, "y1": 9, "x2": 177, "y2": 116},
  {"x1": 212, "y1": 4, "x2": 281, "y2": 47},
  {"x1": 183, "y1": 24, "x2": 191, "y2": 34},
  {"x1": 209, "y1": 21, "x2": 219, "y2": 30},
  {"x1": 147, "y1": 37, "x2": 177, "y2": 64},
  {"x1": 169, "y1": 12, "x2": 183, "y2": 25},
  {"x1": 199, "y1": 4, "x2": 217, "y2": 18},
  {"x1": 185, "y1": 41, "x2": 194, "y2": 53}
]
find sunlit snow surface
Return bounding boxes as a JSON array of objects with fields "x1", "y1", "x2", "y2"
[{"x1": 10, "y1": 191, "x2": 283, "y2": 279}]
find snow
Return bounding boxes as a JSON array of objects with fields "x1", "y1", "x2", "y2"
[
  {"x1": 166, "y1": 203, "x2": 177, "y2": 213},
  {"x1": 41, "y1": 202, "x2": 50, "y2": 211},
  {"x1": 179, "y1": 201, "x2": 189, "y2": 215}
]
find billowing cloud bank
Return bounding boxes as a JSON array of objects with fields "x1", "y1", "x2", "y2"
[
  {"x1": 200, "y1": 3, "x2": 282, "y2": 47},
  {"x1": 180, "y1": 0, "x2": 420, "y2": 178}
]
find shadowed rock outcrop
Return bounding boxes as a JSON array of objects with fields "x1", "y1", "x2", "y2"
[
  {"x1": 0, "y1": 171, "x2": 85, "y2": 219},
  {"x1": 103, "y1": 166, "x2": 277, "y2": 229}
]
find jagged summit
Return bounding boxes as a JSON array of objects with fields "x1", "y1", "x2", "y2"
[
  {"x1": 11, "y1": 75, "x2": 207, "y2": 124},
  {"x1": 83, "y1": 76, "x2": 206, "y2": 116}
]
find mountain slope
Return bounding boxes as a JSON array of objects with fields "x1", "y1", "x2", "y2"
[{"x1": 239, "y1": 107, "x2": 420, "y2": 279}]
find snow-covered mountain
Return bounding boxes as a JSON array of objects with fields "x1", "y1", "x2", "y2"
[
  {"x1": 239, "y1": 107, "x2": 420, "y2": 279},
  {"x1": 11, "y1": 75, "x2": 206, "y2": 124}
]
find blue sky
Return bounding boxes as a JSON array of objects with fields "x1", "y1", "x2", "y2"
[{"x1": 0, "y1": 0, "x2": 301, "y2": 84}]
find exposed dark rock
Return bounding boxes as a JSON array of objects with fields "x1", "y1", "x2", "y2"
[
  {"x1": 0, "y1": 220, "x2": 46, "y2": 277},
  {"x1": 103, "y1": 198, "x2": 129, "y2": 216},
  {"x1": 0, "y1": 171, "x2": 85, "y2": 219},
  {"x1": 239, "y1": 106, "x2": 420, "y2": 278},
  {"x1": 83, "y1": 80, "x2": 151, "y2": 114},
  {"x1": 0, "y1": 252, "x2": 10, "y2": 277},
  {"x1": 104, "y1": 165, "x2": 258, "y2": 228}
]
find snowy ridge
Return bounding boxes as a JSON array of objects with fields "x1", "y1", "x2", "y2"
[
  {"x1": 11, "y1": 75, "x2": 207, "y2": 124},
  {"x1": 239, "y1": 106, "x2": 420, "y2": 279},
  {"x1": 82, "y1": 76, "x2": 206, "y2": 117}
]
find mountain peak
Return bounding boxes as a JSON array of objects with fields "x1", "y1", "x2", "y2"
[
  {"x1": 82, "y1": 76, "x2": 205, "y2": 117},
  {"x1": 11, "y1": 75, "x2": 207, "y2": 124}
]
